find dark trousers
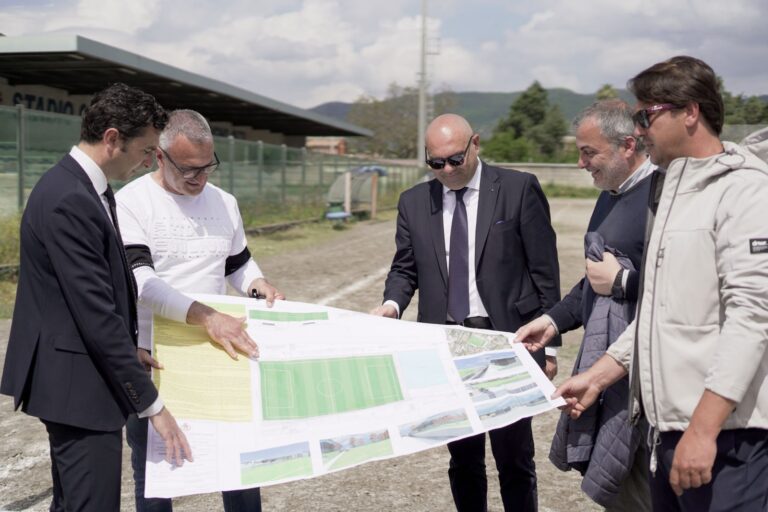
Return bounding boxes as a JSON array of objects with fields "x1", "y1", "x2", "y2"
[
  {"x1": 447, "y1": 417, "x2": 537, "y2": 512},
  {"x1": 650, "y1": 428, "x2": 768, "y2": 512},
  {"x1": 43, "y1": 419, "x2": 123, "y2": 512},
  {"x1": 126, "y1": 415, "x2": 262, "y2": 512}
]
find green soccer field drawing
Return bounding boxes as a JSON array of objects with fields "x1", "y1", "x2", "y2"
[
  {"x1": 320, "y1": 429, "x2": 393, "y2": 471},
  {"x1": 260, "y1": 355, "x2": 404, "y2": 420},
  {"x1": 240, "y1": 442, "x2": 312, "y2": 485},
  {"x1": 249, "y1": 310, "x2": 328, "y2": 323}
]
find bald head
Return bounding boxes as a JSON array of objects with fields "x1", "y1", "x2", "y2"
[
  {"x1": 425, "y1": 114, "x2": 479, "y2": 190},
  {"x1": 426, "y1": 114, "x2": 473, "y2": 146}
]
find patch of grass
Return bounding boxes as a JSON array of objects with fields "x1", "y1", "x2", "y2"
[
  {"x1": 0, "y1": 214, "x2": 20, "y2": 266},
  {"x1": 0, "y1": 278, "x2": 17, "y2": 318},
  {"x1": 541, "y1": 183, "x2": 600, "y2": 199},
  {"x1": 247, "y1": 211, "x2": 395, "y2": 260},
  {"x1": 239, "y1": 201, "x2": 327, "y2": 228}
]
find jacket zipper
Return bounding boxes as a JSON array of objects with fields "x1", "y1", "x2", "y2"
[{"x1": 645, "y1": 158, "x2": 687, "y2": 474}]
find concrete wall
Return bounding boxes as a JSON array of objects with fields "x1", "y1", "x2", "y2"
[{"x1": 494, "y1": 162, "x2": 592, "y2": 188}]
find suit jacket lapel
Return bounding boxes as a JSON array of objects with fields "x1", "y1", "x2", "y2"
[
  {"x1": 428, "y1": 179, "x2": 448, "y2": 288},
  {"x1": 475, "y1": 163, "x2": 500, "y2": 269},
  {"x1": 60, "y1": 154, "x2": 139, "y2": 343}
]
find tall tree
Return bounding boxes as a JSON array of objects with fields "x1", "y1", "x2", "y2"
[
  {"x1": 485, "y1": 81, "x2": 567, "y2": 160},
  {"x1": 346, "y1": 83, "x2": 457, "y2": 158},
  {"x1": 596, "y1": 84, "x2": 618, "y2": 100},
  {"x1": 719, "y1": 76, "x2": 768, "y2": 125}
]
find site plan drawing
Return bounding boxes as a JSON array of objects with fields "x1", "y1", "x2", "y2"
[{"x1": 144, "y1": 295, "x2": 564, "y2": 498}]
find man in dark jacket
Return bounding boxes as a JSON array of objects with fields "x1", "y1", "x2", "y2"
[
  {"x1": 516, "y1": 100, "x2": 656, "y2": 511},
  {"x1": 372, "y1": 113, "x2": 561, "y2": 512},
  {"x1": 1, "y1": 83, "x2": 192, "y2": 511}
]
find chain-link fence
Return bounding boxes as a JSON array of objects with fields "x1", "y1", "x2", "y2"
[{"x1": 0, "y1": 105, "x2": 425, "y2": 218}]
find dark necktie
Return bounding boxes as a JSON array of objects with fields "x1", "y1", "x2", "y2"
[
  {"x1": 104, "y1": 185, "x2": 139, "y2": 338},
  {"x1": 448, "y1": 187, "x2": 469, "y2": 323}
]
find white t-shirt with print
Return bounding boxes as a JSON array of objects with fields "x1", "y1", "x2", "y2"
[{"x1": 116, "y1": 173, "x2": 262, "y2": 348}]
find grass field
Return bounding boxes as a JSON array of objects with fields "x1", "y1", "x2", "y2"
[
  {"x1": 468, "y1": 373, "x2": 532, "y2": 390},
  {"x1": 260, "y1": 355, "x2": 403, "y2": 420},
  {"x1": 323, "y1": 439, "x2": 394, "y2": 471},
  {"x1": 240, "y1": 455, "x2": 313, "y2": 485}
]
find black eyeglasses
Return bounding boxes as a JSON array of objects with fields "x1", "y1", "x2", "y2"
[
  {"x1": 632, "y1": 104, "x2": 684, "y2": 129},
  {"x1": 425, "y1": 136, "x2": 474, "y2": 170},
  {"x1": 159, "y1": 147, "x2": 220, "y2": 179}
]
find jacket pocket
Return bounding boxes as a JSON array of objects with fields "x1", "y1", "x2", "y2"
[
  {"x1": 515, "y1": 292, "x2": 541, "y2": 316},
  {"x1": 52, "y1": 336, "x2": 88, "y2": 354},
  {"x1": 658, "y1": 229, "x2": 718, "y2": 326},
  {"x1": 491, "y1": 218, "x2": 518, "y2": 233}
]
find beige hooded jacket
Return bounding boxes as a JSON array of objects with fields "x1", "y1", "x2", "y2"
[{"x1": 608, "y1": 141, "x2": 768, "y2": 432}]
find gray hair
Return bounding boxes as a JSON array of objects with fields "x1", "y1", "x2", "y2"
[
  {"x1": 572, "y1": 99, "x2": 644, "y2": 152},
  {"x1": 159, "y1": 109, "x2": 213, "y2": 149}
]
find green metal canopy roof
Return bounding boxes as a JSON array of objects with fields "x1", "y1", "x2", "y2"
[{"x1": 0, "y1": 34, "x2": 371, "y2": 138}]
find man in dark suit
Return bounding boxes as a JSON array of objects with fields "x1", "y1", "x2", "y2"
[
  {"x1": 1, "y1": 83, "x2": 192, "y2": 512},
  {"x1": 371, "y1": 113, "x2": 561, "y2": 511}
]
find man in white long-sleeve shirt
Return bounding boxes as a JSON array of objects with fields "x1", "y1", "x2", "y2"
[{"x1": 116, "y1": 109, "x2": 283, "y2": 512}]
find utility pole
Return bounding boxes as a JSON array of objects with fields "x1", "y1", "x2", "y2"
[{"x1": 416, "y1": 0, "x2": 427, "y2": 167}]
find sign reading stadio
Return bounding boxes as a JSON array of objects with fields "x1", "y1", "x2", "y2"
[{"x1": 11, "y1": 92, "x2": 88, "y2": 115}]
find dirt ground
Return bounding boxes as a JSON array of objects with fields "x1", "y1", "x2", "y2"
[{"x1": 0, "y1": 198, "x2": 601, "y2": 512}]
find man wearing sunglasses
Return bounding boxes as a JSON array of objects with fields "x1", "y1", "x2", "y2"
[
  {"x1": 554, "y1": 56, "x2": 768, "y2": 511},
  {"x1": 116, "y1": 109, "x2": 283, "y2": 512},
  {"x1": 372, "y1": 113, "x2": 561, "y2": 511}
]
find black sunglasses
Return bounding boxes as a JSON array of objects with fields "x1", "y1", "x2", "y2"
[
  {"x1": 160, "y1": 147, "x2": 220, "y2": 179},
  {"x1": 632, "y1": 104, "x2": 684, "y2": 129},
  {"x1": 425, "y1": 136, "x2": 473, "y2": 170}
]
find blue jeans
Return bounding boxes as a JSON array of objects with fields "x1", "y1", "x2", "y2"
[{"x1": 126, "y1": 415, "x2": 262, "y2": 512}]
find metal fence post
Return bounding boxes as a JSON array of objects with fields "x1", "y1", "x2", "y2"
[
  {"x1": 227, "y1": 135, "x2": 235, "y2": 194},
  {"x1": 16, "y1": 104, "x2": 26, "y2": 211},
  {"x1": 256, "y1": 140, "x2": 264, "y2": 196},
  {"x1": 280, "y1": 144, "x2": 287, "y2": 205},
  {"x1": 244, "y1": 143, "x2": 251, "y2": 198},
  {"x1": 301, "y1": 147, "x2": 307, "y2": 206}
]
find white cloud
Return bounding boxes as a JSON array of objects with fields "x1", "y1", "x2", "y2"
[{"x1": 0, "y1": 0, "x2": 765, "y2": 109}]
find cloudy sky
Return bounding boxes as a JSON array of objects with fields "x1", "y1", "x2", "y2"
[{"x1": 1, "y1": 0, "x2": 766, "y2": 108}]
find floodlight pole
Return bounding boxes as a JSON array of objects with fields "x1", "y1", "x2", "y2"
[{"x1": 416, "y1": 0, "x2": 427, "y2": 167}]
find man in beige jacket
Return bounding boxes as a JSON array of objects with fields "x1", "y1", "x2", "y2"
[{"x1": 543, "y1": 56, "x2": 768, "y2": 511}]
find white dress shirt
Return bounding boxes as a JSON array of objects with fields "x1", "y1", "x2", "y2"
[{"x1": 442, "y1": 160, "x2": 489, "y2": 320}]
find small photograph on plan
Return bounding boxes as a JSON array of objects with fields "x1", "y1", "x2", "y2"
[
  {"x1": 475, "y1": 389, "x2": 550, "y2": 429},
  {"x1": 240, "y1": 442, "x2": 312, "y2": 485},
  {"x1": 320, "y1": 429, "x2": 393, "y2": 471},
  {"x1": 445, "y1": 328, "x2": 511, "y2": 357},
  {"x1": 466, "y1": 375, "x2": 538, "y2": 403},
  {"x1": 398, "y1": 409, "x2": 473, "y2": 445},
  {"x1": 453, "y1": 350, "x2": 522, "y2": 382}
]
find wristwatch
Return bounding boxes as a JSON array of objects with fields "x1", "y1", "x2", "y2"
[{"x1": 611, "y1": 269, "x2": 625, "y2": 299}]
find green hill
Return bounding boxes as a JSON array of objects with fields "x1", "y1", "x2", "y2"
[{"x1": 311, "y1": 88, "x2": 637, "y2": 138}]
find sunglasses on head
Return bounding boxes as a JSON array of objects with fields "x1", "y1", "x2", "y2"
[
  {"x1": 425, "y1": 136, "x2": 473, "y2": 170},
  {"x1": 632, "y1": 103, "x2": 684, "y2": 129}
]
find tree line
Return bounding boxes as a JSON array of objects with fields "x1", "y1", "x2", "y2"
[{"x1": 345, "y1": 80, "x2": 768, "y2": 163}]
